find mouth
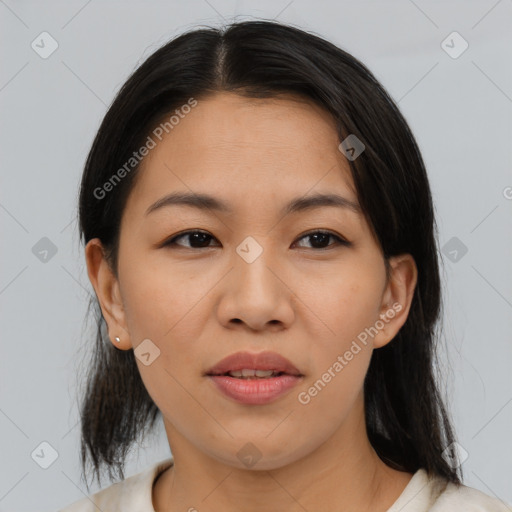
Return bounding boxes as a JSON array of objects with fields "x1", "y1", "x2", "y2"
[
  {"x1": 205, "y1": 350, "x2": 303, "y2": 378},
  {"x1": 205, "y1": 351, "x2": 304, "y2": 405},
  {"x1": 213, "y1": 369, "x2": 290, "y2": 379}
]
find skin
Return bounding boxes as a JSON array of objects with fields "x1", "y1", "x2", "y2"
[{"x1": 86, "y1": 92, "x2": 418, "y2": 511}]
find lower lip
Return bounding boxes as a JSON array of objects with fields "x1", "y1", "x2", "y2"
[{"x1": 207, "y1": 374, "x2": 302, "y2": 405}]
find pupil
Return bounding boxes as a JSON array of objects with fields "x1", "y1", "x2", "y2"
[
  {"x1": 191, "y1": 232, "x2": 210, "y2": 247},
  {"x1": 310, "y1": 233, "x2": 329, "y2": 248}
]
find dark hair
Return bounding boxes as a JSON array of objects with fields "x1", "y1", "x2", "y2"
[{"x1": 77, "y1": 19, "x2": 461, "y2": 490}]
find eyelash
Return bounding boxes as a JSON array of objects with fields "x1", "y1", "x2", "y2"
[{"x1": 161, "y1": 229, "x2": 351, "y2": 251}]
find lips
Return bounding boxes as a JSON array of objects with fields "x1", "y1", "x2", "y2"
[
  {"x1": 205, "y1": 350, "x2": 303, "y2": 377},
  {"x1": 205, "y1": 351, "x2": 304, "y2": 405}
]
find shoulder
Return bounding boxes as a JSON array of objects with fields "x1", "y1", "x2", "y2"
[
  {"x1": 58, "y1": 458, "x2": 174, "y2": 512},
  {"x1": 431, "y1": 480, "x2": 511, "y2": 511},
  {"x1": 388, "y1": 469, "x2": 511, "y2": 512}
]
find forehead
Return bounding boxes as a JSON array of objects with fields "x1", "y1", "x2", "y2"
[{"x1": 125, "y1": 92, "x2": 358, "y2": 218}]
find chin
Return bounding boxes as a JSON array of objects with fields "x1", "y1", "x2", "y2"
[{"x1": 209, "y1": 436, "x2": 312, "y2": 472}]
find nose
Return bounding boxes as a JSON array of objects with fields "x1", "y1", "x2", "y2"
[{"x1": 216, "y1": 242, "x2": 295, "y2": 332}]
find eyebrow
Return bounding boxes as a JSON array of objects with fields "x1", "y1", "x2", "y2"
[{"x1": 145, "y1": 191, "x2": 361, "y2": 217}]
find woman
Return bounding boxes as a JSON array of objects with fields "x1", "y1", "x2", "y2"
[{"x1": 60, "y1": 20, "x2": 509, "y2": 511}]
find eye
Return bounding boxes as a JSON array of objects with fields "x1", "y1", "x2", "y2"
[
  {"x1": 163, "y1": 230, "x2": 218, "y2": 249},
  {"x1": 162, "y1": 229, "x2": 350, "y2": 250},
  {"x1": 293, "y1": 230, "x2": 351, "y2": 250}
]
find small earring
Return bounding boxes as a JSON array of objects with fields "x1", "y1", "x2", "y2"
[{"x1": 115, "y1": 336, "x2": 121, "y2": 343}]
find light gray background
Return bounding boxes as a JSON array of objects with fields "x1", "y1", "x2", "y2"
[{"x1": 1, "y1": 1, "x2": 511, "y2": 510}]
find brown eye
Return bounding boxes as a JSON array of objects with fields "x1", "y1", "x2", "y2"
[
  {"x1": 293, "y1": 230, "x2": 350, "y2": 250},
  {"x1": 163, "y1": 230, "x2": 218, "y2": 249},
  {"x1": 162, "y1": 229, "x2": 350, "y2": 251}
]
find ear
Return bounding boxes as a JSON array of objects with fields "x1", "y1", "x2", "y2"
[
  {"x1": 373, "y1": 253, "x2": 418, "y2": 349},
  {"x1": 85, "y1": 238, "x2": 132, "y2": 350}
]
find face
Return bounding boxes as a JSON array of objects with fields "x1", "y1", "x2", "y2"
[{"x1": 86, "y1": 92, "x2": 416, "y2": 471}]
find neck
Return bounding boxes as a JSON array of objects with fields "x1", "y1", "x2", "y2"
[{"x1": 153, "y1": 398, "x2": 413, "y2": 512}]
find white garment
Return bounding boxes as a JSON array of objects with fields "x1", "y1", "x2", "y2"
[{"x1": 59, "y1": 457, "x2": 511, "y2": 511}]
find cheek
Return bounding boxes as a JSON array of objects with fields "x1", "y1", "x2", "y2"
[
  {"x1": 299, "y1": 259, "x2": 385, "y2": 396},
  {"x1": 118, "y1": 256, "x2": 212, "y2": 402},
  {"x1": 308, "y1": 260, "x2": 385, "y2": 343},
  {"x1": 119, "y1": 255, "x2": 213, "y2": 342},
  {"x1": 293, "y1": 296, "x2": 376, "y2": 446}
]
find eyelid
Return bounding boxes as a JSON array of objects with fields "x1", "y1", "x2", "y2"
[
  {"x1": 161, "y1": 229, "x2": 351, "y2": 250},
  {"x1": 294, "y1": 229, "x2": 351, "y2": 248}
]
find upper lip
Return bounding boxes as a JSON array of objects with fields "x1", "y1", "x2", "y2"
[{"x1": 205, "y1": 351, "x2": 303, "y2": 376}]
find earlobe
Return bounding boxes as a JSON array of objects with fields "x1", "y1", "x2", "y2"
[
  {"x1": 373, "y1": 253, "x2": 418, "y2": 349},
  {"x1": 85, "y1": 238, "x2": 130, "y2": 350}
]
